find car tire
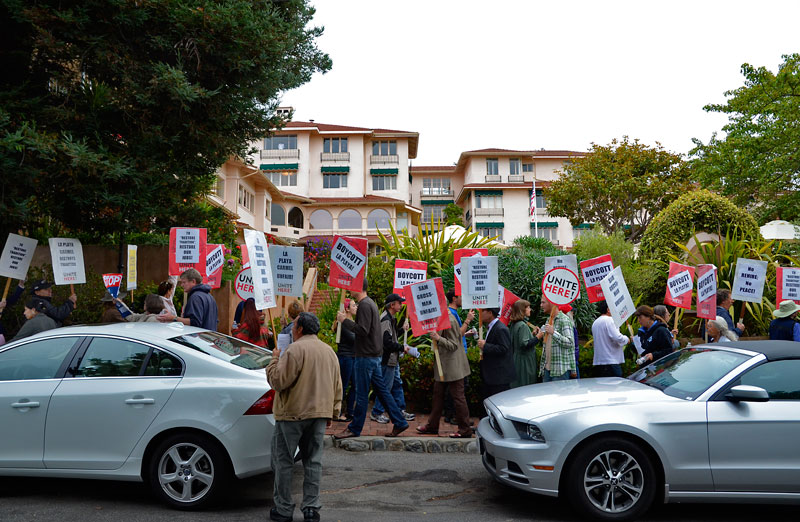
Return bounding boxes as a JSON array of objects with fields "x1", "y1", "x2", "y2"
[
  {"x1": 565, "y1": 436, "x2": 657, "y2": 522},
  {"x1": 147, "y1": 433, "x2": 231, "y2": 510}
]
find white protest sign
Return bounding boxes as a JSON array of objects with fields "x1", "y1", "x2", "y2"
[
  {"x1": 410, "y1": 279, "x2": 442, "y2": 322},
  {"x1": 269, "y1": 245, "x2": 304, "y2": 297},
  {"x1": 234, "y1": 268, "x2": 255, "y2": 300},
  {"x1": 0, "y1": 233, "x2": 38, "y2": 280},
  {"x1": 730, "y1": 258, "x2": 769, "y2": 303},
  {"x1": 174, "y1": 228, "x2": 200, "y2": 264},
  {"x1": 48, "y1": 238, "x2": 86, "y2": 285},
  {"x1": 541, "y1": 268, "x2": 581, "y2": 306},
  {"x1": 461, "y1": 256, "x2": 499, "y2": 309},
  {"x1": 206, "y1": 244, "x2": 225, "y2": 276},
  {"x1": 244, "y1": 229, "x2": 276, "y2": 310},
  {"x1": 667, "y1": 269, "x2": 693, "y2": 299},
  {"x1": 544, "y1": 254, "x2": 578, "y2": 275},
  {"x1": 697, "y1": 267, "x2": 717, "y2": 303},
  {"x1": 777, "y1": 267, "x2": 800, "y2": 303},
  {"x1": 331, "y1": 237, "x2": 367, "y2": 279},
  {"x1": 126, "y1": 245, "x2": 138, "y2": 290},
  {"x1": 599, "y1": 266, "x2": 636, "y2": 327}
]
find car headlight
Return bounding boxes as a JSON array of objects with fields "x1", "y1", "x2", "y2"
[{"x1": 512, "y1": 421, "x2": 546, "y2": 442}]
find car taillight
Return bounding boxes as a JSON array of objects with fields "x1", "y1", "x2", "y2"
[{"x1": 245, "y1": 389, "x2": 275, "y2": 415}]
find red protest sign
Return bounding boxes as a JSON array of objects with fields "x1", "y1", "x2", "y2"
[
  {"x1": 240, "y1": 244, "x2": 250, "y2": 269},
  {"x1": 665, "y1": 261, "x2": 695, "y2": 309},
  {"x1": 777, "y1": 267, "x2": 800, "y2": 305},
  {"x1": 393, "y1": 259, "x2": 428, "y2": 294},
  {"x1": 102, "y1": 273, "x2": 123, "y2": 298},
  {"x1": 498, "y1": 287, "x2": 521, "y2": 326},
  {"x1": 542, "y1": 267, "x2": 581, "y2": 306},
  {"x1": 696, "y1": 264, "x2": 717, "y2": 320},
  {"x1": 205, "y1": 244, "x2": 224, "y2": 289},
  {"x1": 329, "y1": 236, "x2": 368, "y2": 291},
  {"x1": 404, "y1": 277, "x2": 450, "y2": 336},
  {"x1": 169, "y1": 227, "x2": 207, "y2": 277},
  {"x1": 454, "y1": 248, "x2": 488, "y2": 295},
  {"x1": 579, "y1": 254, "x2": 614, "y2": 303}
]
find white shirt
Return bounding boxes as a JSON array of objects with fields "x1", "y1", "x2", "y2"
[
  {"x1": 485, "y1": 317, "x2": 500, "y2": 340},
  {"x1": 592, "y1": 314, "x2": 629, "y2": 365}
]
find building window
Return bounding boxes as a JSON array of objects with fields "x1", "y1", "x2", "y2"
[
  {"x1": 238, "y1": 184, "x2": 255, "y2": 212},
  {"x1": 338, "y1": 209, "x2": 362, "y2": 229},
  {"x1": 422, "y1": 178, "x2": 450, "y2": 195},
  {"x1": 367, "y1": 209, "x2": 391, "y2": 229},
  {"x1": 265, "y1": 202, "x2": 270, "y2": 219},
  {"x1": 535, "y1": 189, "x2": 546, "y2": 210},
  {"x1": 486, "y1": 158, "x2": 499, "y2": 175},
  {"x1": 396, "y1": 212, "x2": 408, "y2": 231},
  {"x1": 269, "y1": 170, "x2": 297, "y2": 187},
  {"x1": 479, "y1": 227, "x2": 503, "y2": 240},
  {"x1": 372, "y1": 175, "x2": 397, "y2": 191},
  {"x1": 309, "y1": 209, "x2": 333, "y2": 230},
  {"x1": 271, "y1": 203, "x2": 285, "y2": 226},
  {"x1": 372, "y1": 140, "x2": 397, "y2": 156},
  {"x1": 509, "y1": 158, "x2": 520, "y2": 175},
  {"x1": 531, "y1": 227, "x2": 557, "y2": 241},
  {"x1": 264, "y1": 135, "x2": 297, "y2": 150},
  {"x1": 422, "y1": 205, "x2": 446, "y2": 223},
  {"x1": 323, "y1": 173, "x2": 348, "y2": 189},
  {"x1": 323, "y1": 137, "x2": 348, "y2": 153},
  {"x1": 288, "y1": 207, "x2": 304, "y2": 229},
  {"x1": 523, "y1": 163, "x2": 534, "y2": 173},
  {"x1": 213, "y1": 176, "x2": 225, "y2": 199},
  {"x1": 476, "y1": 194, "x2": 502, "y2": 208}
]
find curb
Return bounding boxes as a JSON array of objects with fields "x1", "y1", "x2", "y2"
[{"x1": 327, "y1": 435, "x2": 478, "y2": 454}]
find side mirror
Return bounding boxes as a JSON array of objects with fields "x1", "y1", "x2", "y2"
[{"x1": 726, "y1": 384, "x2": 769, "y2": 402}]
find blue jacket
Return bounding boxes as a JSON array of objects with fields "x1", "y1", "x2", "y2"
[
  {"x1": 183, "y1": 284, "x2": 218, "y2": 330},
  {"x1": 769, "y1": 317, "x2": 800, "y2": 342}
]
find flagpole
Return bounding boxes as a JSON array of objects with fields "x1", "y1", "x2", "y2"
[{"x1": 532, "y1": 160, "x2": 538, "y2": 236}]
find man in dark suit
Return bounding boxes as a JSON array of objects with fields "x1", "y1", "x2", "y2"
[{"x1": 477, "y1": 308, "x2": 516, "y2": 406}]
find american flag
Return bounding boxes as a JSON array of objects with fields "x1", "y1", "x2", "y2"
[{"x1": 529, "y1": 186, "x2": 536, "y2": 223}]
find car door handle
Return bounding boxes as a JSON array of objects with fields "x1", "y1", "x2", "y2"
[
  {"x1": 11, "y1": 401, "x2": 40, "y2": 408},
  {"x1": 124, "y1": 398, "x2": 155, "y2": 405}
]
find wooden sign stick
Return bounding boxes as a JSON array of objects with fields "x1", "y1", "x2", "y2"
[
  {"x1": 432, "y1": 338, "x2": 444, "y2": 380},
  {"x1": 335, "y1": 290, "x2": 345, "y2": 344},
  {"x1": 674, "y1": 308, "x2": 680, "y2": 331},
  {"x1": 2, "y1": 278, "x2": 11, "y2": 300},
  {"x1": 267, "y1": 308, "x2": 278, "y2": 342}
]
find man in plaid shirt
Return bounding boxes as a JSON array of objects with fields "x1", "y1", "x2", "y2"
[{"x1": 535, "y1": 296, "x2": 577, "y2": 381}]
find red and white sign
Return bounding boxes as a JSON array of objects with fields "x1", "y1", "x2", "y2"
[
  {"x1": 169, "y1": 227, "x2": 207, "y2": 277},
  {"x1": 454, "y1": 248, "x2": 488, "y2": 295},
  {"x1": 498, "y1": 287, "x2": 521, "y2": 326},
  {"x1": 777, "y1": 267, "x2": 800, "y2": 305},
  {"x1": 542, "y1": 267, "x2": 581, "y2": 306},
  {"x1": 665, "y1": 261, "x2": 695, "y2": 309},
  {"x1": 329, "y1": 236, "x2": 368, "y2": 291},
  {"x1": 102, "y1": 273, "x2": 123, "y2": 298},
  {"x1": 234, "y1": 268, "x2": 255, "y2": 301},
  {"x1": 696, "y1": 264, "x2": 717, "y2": 320},
  {"x1": 579, "y1": 254, "x2": 614, "y2": 303},
  {"x1": 393, "y1": 259, "x2": 428, "y2": 294},
  {"x1": 240, "y1": 244, "x2": 250, "y2": 269},
  {"x1": 205, "y1": 244, "x2": 224, "y2": 289},
  {"x1": 404, "y1": 277, "x2": 450, "y2": 337}
]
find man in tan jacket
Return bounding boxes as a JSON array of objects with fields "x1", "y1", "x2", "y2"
[{"x1": 267, "y1": 312, "x2": 342, "y2": 522}]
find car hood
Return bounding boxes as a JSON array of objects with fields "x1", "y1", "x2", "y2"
[{"x1": 487, "y1": 378, "x2": 678, "y2": 421}]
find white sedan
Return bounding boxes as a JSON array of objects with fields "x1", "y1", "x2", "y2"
[{"x1": 0, "y1": 322, "x2": 276, "y2": 509}]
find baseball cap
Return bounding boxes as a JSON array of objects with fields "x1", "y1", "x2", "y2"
[
  {"x1": 384, "y1": 293, "x2": 406, "y2": 306},
  {"x1": 32, "y1": 280, "x2": 54, "y2": 292}
]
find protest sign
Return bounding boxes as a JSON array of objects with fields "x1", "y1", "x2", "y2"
[
  {"x1": 579, "y1": 254, "x2": 614, "y2": 303},
  {"x1": 404, "y1": 277, "x2": 450, "y2": 337},
  {"x1": 205, "y1": 244, "x2": 224, "y2": 289},
  {"x1": 240, "y1": 244, "x2": 250, "y2": 269},
  {"x1": 696, "y1": 264, "x2": 717, "y2": 320},
  {"x1": 329, "y1": 236, "x2": 368, "y2": 291},
  {"x1": 664, "y1": 262, "x2": 695, "y2": 309},
  {"x1": 102, "y1": 273, "x2": 123, "y2": 298},
  {"x1": 461, "y1": 255, "x2": 499, "y2": 309},
  {"x1": 234, "y1": 268, "x2": 255, "y2": 300},
  {"x1": 48, "y1": 238, "x2": 86, "y2": 285},
  {"x1": 243, "y1": 229, "x2": 276, "y2": 310},
  {"x1": 544, "y1": 254, "x2": 578, "y2": 275},
  {"x1": 498, "y1": 286, "x2": 521, "y2": 326},
  {"x1": 777, "y1": 267, "x2": 800, "y2": 305},
  {"x1": 731, "y1": 258, "x2": 768, "y2": 303},
  {"x1": 126, "y1": 245, "x2": 138, "y2": 290},
  {"x1": 454, "y1": 248, "x2": 488, "y2": 295},
  {"x1": 0, "y1": 233, "x2": 38, "y2": 281},
  {"x1": 270, "y1": 245, "x2": 304, "y2": 297},
  {"x1": 393, "y1": 259, "x2": 428, "y2": 294},
  {"x1": 169, "y1": 227, "x2": 207, "y2": 277},
  {"x1": 542, "y1": 268, "x2": 581, "y2": 306},
  {"x1": 599, "y1": 266, "x2": 636, "y2": 327}
]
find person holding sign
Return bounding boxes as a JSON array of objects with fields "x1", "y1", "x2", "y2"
[
  {"x1": 101, "y1": 290, "x2": 128, "y2": 322},
  {"x1": 370, "y1": 294, "x2": 415, "y2": 424},
  {"x1": 769, "y1": 301, "x2": 800, "y2": 341},
  {"x1": 477, "y1": 308, "x2": 515, "y2": 404},
  {"x1": 509, "y1": 300, "x2": 539, "y2": 387},
  {"x1": 702, "y1": 289, "x2": 746, "y2": 339},
  {"x1": 11, "y1": 298, "x2": 58, "y2": 341},
  {"x1": 633, "y1": 306, "x2": 673, "y2": 365},
  {"x1": 28, "y1": 279, "x2": 76, "y2": 326},
  {"x1": 233, "y1": 299, "x2": 273, "y2": 348},
  {"x1": 535, "y1": 297, "x2": 576, "y2": 381},
  {"x1": 591, "y1": 301, "x2": 632, "y2": 377},
  {"x1": 158, "y1": 268, "x2": 218, "y2": 330}
]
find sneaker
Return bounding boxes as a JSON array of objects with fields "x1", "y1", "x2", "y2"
[
  {"x1": 270, "y1": 507, "x2": 293, "y2": 522},
  {"x1": 402, "y1": 410, "x2": 416, "y2": 421},
  {"x1": 370, "y1": 412, "x2": 389, "y2": 423},
  {"x1": 302, "y1": 507, "x2": 320, "y2": 522}
]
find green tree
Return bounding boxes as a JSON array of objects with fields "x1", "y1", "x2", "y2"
[
  {"x1": 0, "y1": 0, "x2": 330, "y2": 244},
  {"x1": 443, "y1": 203, "x2": 464, "y2": 227},
  {"x1": 544, "y1": 137, "x2": 692, "y2": 242},
  {"x1": 690, "y1": 54, "x2": 800, "y2": 224}
]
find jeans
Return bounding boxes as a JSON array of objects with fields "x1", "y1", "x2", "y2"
[
  {"x1": 372, "y1": 364, "x2": 406, "y2": 415},
  {"x1": 593, "y1": 364, "x2": 623, "y2": 377},
  {"x1": 337, "y1": 354, "x2": 356, "y2": 416},
  {"x1": 271, "y1": 418, "x2": 327, "y2": 517},
  {"x1": 542, "y1": 369, "x2": 571, "y2": 382},
  {"x1": 348, "y1": 357, "x2": 408, "y2": 436}
]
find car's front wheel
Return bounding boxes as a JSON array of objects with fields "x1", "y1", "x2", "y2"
[
  {"x1": 147, "y1": 433, "x2": 231, "y2": 510},
  {"x1": 565, "y1": 436, "x2": 657, "y2": 521}
]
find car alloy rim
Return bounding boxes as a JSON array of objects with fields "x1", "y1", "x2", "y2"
[
  {"x1": 158, "y1": 443, "x2": 215, "y2": 503},
  {"x1": 583, "y1": 449, "x2": 644, "y2": 513}
]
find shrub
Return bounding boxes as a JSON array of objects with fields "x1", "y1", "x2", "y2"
[
  {"x1": 304, "y1": 237, "x2": 333, "y2": 282},
  {"x1": 366, "y1": 256, "x2": 395, "y2": 308},
  {"x1": 573, "y1": 228, "x2": 634, "y2": 273}
]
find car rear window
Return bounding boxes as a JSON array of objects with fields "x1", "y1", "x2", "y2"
[{"x1": 169, "y1": 331, "x2": 272, "y2": 370}]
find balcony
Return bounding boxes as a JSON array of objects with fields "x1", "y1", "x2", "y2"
[
  {"x1": 321, "y1": 152, "x2": 350, "y2": 162},
  {"x1": 370, "y1": 154, "x2": 399, "y2": 165},
  {"x1": 419, "y1": 189, "x2": 453, "y2": 199},
  {"x1": 508, "y1": 175, "x2": 524, "y2": 182},
  {"x1": 261, "y1": 149, "x2": 299, "y2": 160},
  {"x1": 475, "y1": 208, "x2": 504, "y2": 217},
  {"x1": 485, "y1": 175, "x2": 501, "y2": 182}
]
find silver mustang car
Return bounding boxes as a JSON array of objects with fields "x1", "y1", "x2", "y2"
[{"x1": 477, "y1": 341, "x2": 800, "y2": 521}]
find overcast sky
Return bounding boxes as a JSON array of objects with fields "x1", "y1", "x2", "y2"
[{"x1": 281, "y1": 0, "x2": 800, "y2": 165}]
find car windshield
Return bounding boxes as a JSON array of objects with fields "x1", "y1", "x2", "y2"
[
  {"x1": 169, "y1": 331, "x2": 272, "y2": 370},
  {"x1": 628, "y1": 347, "x2": 750, "y2": 400}
]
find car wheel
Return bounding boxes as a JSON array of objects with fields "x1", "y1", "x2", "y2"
[
  {"x1": 147, "y1": 433, "x2": 231, "y2": 510},
  {"x1": 566, "y1": 436, "x2": 657, "y2": 521}
]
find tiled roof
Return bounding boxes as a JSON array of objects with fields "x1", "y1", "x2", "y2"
[
  {"x1": 410, "y1": 165, "x2": 457, "y2": 172},
  {"x1": 463, "y1": 148, "x2": 586, "y2": 157},
  {"x1": 281, "y1": 121, "x2": 415, "y2": 134},
  {"x1": 305, "y1": 195, "x2": 409, "y2": 205}
]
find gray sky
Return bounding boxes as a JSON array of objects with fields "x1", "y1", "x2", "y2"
[{"x1": 281, "y1": 0, "x2": 800, "y2": 165}]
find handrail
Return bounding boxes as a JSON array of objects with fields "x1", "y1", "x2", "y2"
[{"x1": 302, "y1": 266, "x2": 318, "y2": 309}]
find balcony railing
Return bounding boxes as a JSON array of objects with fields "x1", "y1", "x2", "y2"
[
  {"x1": 261, "y1": 149, "x2": 299, "y2": 159},
  {"x1": 484, "y1": 175, "x2": 501, "y2": 182},
  {"x1": 321, "y1": 152, "x2": 350, "y2": 162},
  {"x1": 474, "y1": 208, "x2": 504, "y2": 216},
  {"x1": 419, "y1": 189, "x2": 453, "y2": 198},
  {"x1": 370, "y1": 154, "x2": 399, "y2": 165},
  {"x1": 508, "y1": 175, "x2": 524, "y2": 182}
]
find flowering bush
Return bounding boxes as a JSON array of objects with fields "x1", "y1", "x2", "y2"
[{"x1": 304, "y1": 237, "x2": 332, "y2": 282}]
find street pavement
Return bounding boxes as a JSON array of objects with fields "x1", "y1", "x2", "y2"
[{"x1": 1, "y1": 447, "x2": 799, "y2": 522}]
